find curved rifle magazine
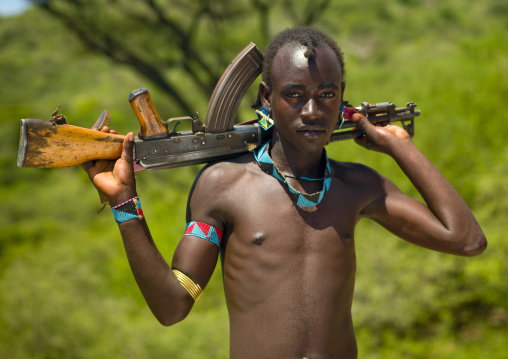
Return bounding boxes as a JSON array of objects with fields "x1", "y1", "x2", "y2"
[{"x1": 205, "y1": 43, "x2": 263, "y2": 133}]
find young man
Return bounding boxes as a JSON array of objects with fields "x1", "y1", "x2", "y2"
[{"x1": 86, "y1": 27, "x2": 486, "y2": 358}]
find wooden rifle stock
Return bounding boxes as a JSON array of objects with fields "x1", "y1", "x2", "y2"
[{"x1": 18, "y1": 118, "x2": 125, "y2": 168}]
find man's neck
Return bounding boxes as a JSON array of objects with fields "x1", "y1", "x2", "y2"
[{"x1": 269, "y1": 132, "x2": 326, "y2": 180}]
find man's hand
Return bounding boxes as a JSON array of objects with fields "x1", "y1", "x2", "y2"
[
  {"x1": 350, "y1": 112, "x2": 412, "y2": 155},
  {"x1": 84, "y1": 127, "x2": 137, "y2": 206}
]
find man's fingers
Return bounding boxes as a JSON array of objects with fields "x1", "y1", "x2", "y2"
[
  {"x1": 82, "y1": 160, "x2": 95, "y2": 170},
  {"x1": 350, "y1": 113, "x2": 371, "y2": 128},
  {"x1": 121, "y1": 132, "x2": 135, "y2": 165},
  {"x1": 350, "y1": 113, "x2": 379, "y2": 138},
  {"x1": 354, "y1": 134, "x2": 369, "y2": 148},
  {"x1": 85, "y1": 159, "x2": 113, "y2": 179}
]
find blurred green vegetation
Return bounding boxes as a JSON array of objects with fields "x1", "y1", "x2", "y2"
[{"x1": 1, "y1": 0, "x2": 507, "y2": 357}]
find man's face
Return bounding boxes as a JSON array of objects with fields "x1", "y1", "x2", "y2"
[{"x1": 263, "y1": 43, "x2": 344, "y2": 152}]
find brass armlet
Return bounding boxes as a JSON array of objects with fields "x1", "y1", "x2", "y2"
[{"x1": 172, "y1": 269, "x2": 203, "y2": 301}]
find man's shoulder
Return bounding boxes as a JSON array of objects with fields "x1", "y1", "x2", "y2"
[
  {"x1": 191, "y1": 153, "x2": 255, "y2": 194},
  {"x1": 329, "y1": 159, "x2": 384, "y2": 185},
  {"x1": 329, "y1": 159, "x2": 377, "y2": 175},
  {"x1": 186, "y1": 153, "x2": 256, "y2": 222}
]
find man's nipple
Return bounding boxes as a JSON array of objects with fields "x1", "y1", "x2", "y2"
[{"x1": 251, "y1": 232, "x2": 267, "y2": 246}]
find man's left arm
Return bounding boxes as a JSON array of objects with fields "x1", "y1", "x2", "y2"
[{"x1": 352, "y1": 114, "x2": 487, "y2": 256}]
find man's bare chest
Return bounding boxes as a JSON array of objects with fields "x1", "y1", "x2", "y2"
[{"x1": 220, "y1": 175, "x2": 362, "y2": 256}]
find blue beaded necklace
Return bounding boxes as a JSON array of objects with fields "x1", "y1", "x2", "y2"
[{"x1": 254, "y1": 141, "x2": 331, "y2": 207}]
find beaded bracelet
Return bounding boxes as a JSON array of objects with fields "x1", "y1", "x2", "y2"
[{"x1": 111, "y1": 196, "x2": 143, "y2": 223}]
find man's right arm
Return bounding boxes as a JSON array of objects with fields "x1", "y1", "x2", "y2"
[{"x1": 85, "y1": 130, "x2": 219, "y2": 326}]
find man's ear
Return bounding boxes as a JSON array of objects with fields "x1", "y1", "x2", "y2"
[
  {"x1": 341, "y1": 81, "x2": 346, "y2": 99},
  {"x1": 258, "y1": 81, "x2": 272, "y2": 107}
]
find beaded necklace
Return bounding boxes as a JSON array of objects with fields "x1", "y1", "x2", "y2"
[{"x1": 254, "y1": 141, "x2": 331, "y2": 207}]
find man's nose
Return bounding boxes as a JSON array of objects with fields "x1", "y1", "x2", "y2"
[{"x1": 301, "y1": 98, "x2": 323, "y2": 121}]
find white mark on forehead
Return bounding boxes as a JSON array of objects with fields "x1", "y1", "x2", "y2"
[{"x1": 288, "y1": 45, "x2": 309, "y2": 67}]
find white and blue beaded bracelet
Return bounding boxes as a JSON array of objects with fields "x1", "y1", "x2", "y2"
[{"x1": 111, "y1": 196, "x2": 143, "y2": 223}]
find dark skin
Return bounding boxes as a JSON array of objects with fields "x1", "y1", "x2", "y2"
[{"x1": 86, "y1": 43, "x2": 486, "y2": 358}]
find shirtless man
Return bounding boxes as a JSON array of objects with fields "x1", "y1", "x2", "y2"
[{"x1": 86, "y1": 26, "x2": 486, "y2": 358}]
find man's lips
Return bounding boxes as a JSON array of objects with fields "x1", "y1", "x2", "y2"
[{"x1": 297, "y1": 126, "x2": 327, "y2": 135}]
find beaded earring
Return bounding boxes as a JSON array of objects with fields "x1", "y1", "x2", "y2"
[
  {"x1": 339, "y1": 102, "x2": 358, "y2": 129},
  {"x1": 255, "y1": 106, "x2": 274, "y2": 130},
  {"x1": 339, "y1": 103, "x2": 345, "y2": 129}
]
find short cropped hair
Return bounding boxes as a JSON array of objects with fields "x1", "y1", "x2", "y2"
[{"x1": 262, "y1": 26, "x2": 345, "y2": 89}]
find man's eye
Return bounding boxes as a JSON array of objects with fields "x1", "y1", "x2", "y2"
[
  {"x1": 321, "y1": 92, "x2": 335, "y2": 98},
  {"x1": 287, "y1": 92, "x2": 301, "y2": 98}
]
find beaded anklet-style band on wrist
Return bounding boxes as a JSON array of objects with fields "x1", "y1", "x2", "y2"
[
  {"x1": 111, "y1": 196, "x2": 143, "y2": 223},
  {"x1": 173, "y1": 269, "x2": 203, "y2": 302}
]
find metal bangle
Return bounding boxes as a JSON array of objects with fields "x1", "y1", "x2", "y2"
[{"x1": 173, "y1": 269, "x2": 203, "y2": 301}]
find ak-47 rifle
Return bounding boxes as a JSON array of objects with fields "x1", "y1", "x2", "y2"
[{"x1": 17, "y1": 43, "x2": 420, "y2": 171}]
